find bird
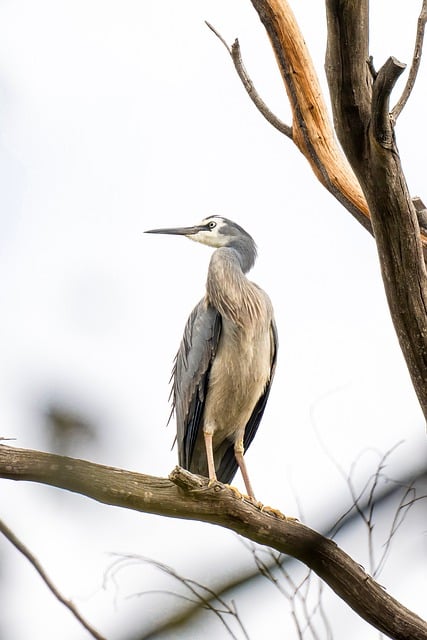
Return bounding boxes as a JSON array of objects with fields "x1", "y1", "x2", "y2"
[{"x1": 145, "y1": 215, "x2": 277, "y2": 499}]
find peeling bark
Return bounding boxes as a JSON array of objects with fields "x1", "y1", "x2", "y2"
[{"x1": 249, "y1": 0, "x2": 372, "y2": 231}]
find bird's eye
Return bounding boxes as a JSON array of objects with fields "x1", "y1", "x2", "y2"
[{"x1": 208, "y1": 221, "x2": 216, "y2": 230}]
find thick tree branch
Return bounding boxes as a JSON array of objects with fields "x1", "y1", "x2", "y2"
[
  {"x1": 325, "y1": 0, "x2": 427, "y2": 419},
  {"x1": 132, "y1": 467, "x2": 427, "y2": 638},
  {"x1": 248, "y1": 0, "x2": 373, "y2": 232},
  {"x1": 371, "y1": 57, "x2": 406, "y2": 148},
  {"x1": 1, "y1": 445, "x2": 427, "y2": 640},
  {"x1": 242, "y1": 0, "x2": 427, "y2": 416},
  {"x1": 325, "y1": 0, "x2": 372, "y2": 172},
  {"x1": 246, "y1": 0, "x2": 372, "y2": 231},
  {"x1": 239, "y1": 0, "x2": 427, "y2": 251}
]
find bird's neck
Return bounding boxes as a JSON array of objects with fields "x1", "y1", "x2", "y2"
[
  {"x1": 228, "y1": 238, "x2": 257, "y2": 274},
  {"x1": 206, "y1": 247, "x2": 263, "y2": 327}
]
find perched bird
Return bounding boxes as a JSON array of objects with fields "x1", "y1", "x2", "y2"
[{"x1": 146, "y1": 216, "x2": 277, "y2": 499}]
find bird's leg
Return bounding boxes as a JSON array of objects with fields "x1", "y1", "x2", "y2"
[
  {"x1": 203, "y1": 430, "x2": 217, "y2": 485},
  {"x1": 235, "y1": 440, "x2": 255, "y2": 500}
]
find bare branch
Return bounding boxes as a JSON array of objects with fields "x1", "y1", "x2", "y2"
[
  {"x1": 248, "y1": 0, "x2": 376, "y2": 234},
  {"x1": 372, "y1": 57, "x2": 406, "y2": 148},
  {"x1": 107, "y1": 554, "x2": 251, "y2": 640},
  {"x1": 367, "y1": 56, "x2": 378, "y2": 80},
  {"x1": 0, "y1": 517, "x2": 106, "y2": 640},
  {"x1": 205, "y1": 20, "x2": 232, "y2": 53},
  {"x1": 413, "y1": 196, "x2": 427, "y2": 231},
  {"x1": 392, "y1": 0, "x2": 427, "y2": 122},
  {"x1": 374, "y1": 482, "x2": 419, "y2": 578},
  {"x1": 325, "y1": 0, "x2": 427, "y2": 419},
  {"x1": 212, "y1": 0, "x2": 427, "y2": 254},
  {"x1": 1, "y1": 444, "x2": 427, "y2": 640},
  {"x1": 205, "y1": 21, "x2": 292, "y2": 138}
]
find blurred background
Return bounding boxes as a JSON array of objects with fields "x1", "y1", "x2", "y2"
[{"x1": 0, "y1": 1, "x2": 426, "y2": 638}]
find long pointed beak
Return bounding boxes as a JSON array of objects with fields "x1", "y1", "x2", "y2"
[{"x1": 144, "y1": 225, "x2": 200, "y2": 236}]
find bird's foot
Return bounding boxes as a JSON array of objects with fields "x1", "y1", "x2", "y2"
[
  {"x1": 224, "y1": 483, "x2": 247, "y2": 500},
  {"x1": 257, "y1": 503, "x2": 298, "y2": 521},
  {"x1": 191, "y1": 485, "x2": 220, "y2": 494},
  {"x1": 186, "y1": 476, "x2": 224, "y2": 494},
  {"x1": 224, "y1": 488, "x2": 297, "y2": 519}
]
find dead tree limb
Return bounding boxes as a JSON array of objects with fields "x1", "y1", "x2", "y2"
[
  {"x1": 205, "y1": 21, "x2": 293, "y2": 138},
  {"x1": 239, "y1": 0, "x2": 427, "y2": 255},
  {"x1": 325, "y1": 0, "x2": 427, "y2": 420},
  {"x1": 1, "y1": 444, "x2": 426, "y2": 640},
  {"x1": 246, "y1": 0, "x2": 372, "y2": 232},
  {"x1": 228, "y1": 0, "x2": 427, "y2": 418}
]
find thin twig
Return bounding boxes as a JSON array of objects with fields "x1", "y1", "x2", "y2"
[
  {"x1": 205, "y1": 21, "x2": 292, "y2": 138},
  {"x1": 374, "y1": 482, "x2": 422, "y2": 578},
  {"x1": 250, "y1": 544, "x2": 328, "y2": 640},
  {"x1": 391, "y1": 0, "x2": 427, "y2": 122},
  {"x1": 0, "y1": 518, "x2": 106, "y2": 640},
  {"x1": 344, "y1": 445, "x2": 403, "y2": 575},
  {"x1": 106, "y1": 554, "x2": 251, "y2": 640},
  {"x1": 317, "y1": 580, "x2": 334, "y2": 640}
]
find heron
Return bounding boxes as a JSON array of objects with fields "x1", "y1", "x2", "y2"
[{"x1": 146, "y1": 215, "x2": 277, "y2": 499}]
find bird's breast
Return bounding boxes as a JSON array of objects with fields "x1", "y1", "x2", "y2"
[{"x1": 203, "y1": 314, "x2": 273, "y2": 441}]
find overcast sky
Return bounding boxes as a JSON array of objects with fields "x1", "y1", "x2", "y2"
[{"x1": 0, "y1": 2, "x2": 426, "y2": 639}]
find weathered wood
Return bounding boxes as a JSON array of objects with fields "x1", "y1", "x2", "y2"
[
  {"x1": 325, "y1": 0, "x2": 372, "y2": 172},
  {"x1": 325, "y1": 1, "x2": 427, "y2": 418},
  {"x1": 1, "y1": 444, "x2": 427, "y2": 640},
  {"x1": 246, "y1": 0, "x2": 427, "y2": 257},
  {"x1": 414, "y1": 197, "x2": 427, "y2": 231},
  {"x1": 249, "y1": 0, "x2": 372, "y2": 231}
]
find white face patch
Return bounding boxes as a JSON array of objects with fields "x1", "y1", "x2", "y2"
[{"x1": 188, "y1": 217, "x2": 230, "y2": 248}]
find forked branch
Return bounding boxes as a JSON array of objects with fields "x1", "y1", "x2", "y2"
[
  {"x1": 205, "y1": 21, "x2": 293, "y2": 138},
  {"x1": 214, "y1": 0, "x2": 372, "y2": 232},
  {"x1": 325, "y1": 0, "x2": 427, "y2": 419},
  {"x1": 218, "y1": 0, "x2": 427, "y2": 250}
]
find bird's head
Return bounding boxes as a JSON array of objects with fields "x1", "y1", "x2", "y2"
[
  {"x1": 145, "y1": 215, "x2": 257, "y2": 272},
  {"x1": 146, "y1": 215, "x2": 254, "y2": 247}
]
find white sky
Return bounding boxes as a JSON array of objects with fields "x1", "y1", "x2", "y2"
[{"x1": 0, "y1": 1, "x2": 426, "y2": 639}]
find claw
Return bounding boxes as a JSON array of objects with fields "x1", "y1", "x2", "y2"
[
  {"x1": 224, "y1": 483, "x2": 246, "y2": 500},
  {"x1": 190, "y1": 478, "x2": 223, "y2": 494},
  {"x1": 258, "y1": 503, "x2": 298, "y2": 521}
]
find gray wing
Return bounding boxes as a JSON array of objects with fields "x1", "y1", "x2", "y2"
[
  {"x1": 216, "y1": 318, "x2": 278, "y2": 484},
  {"x1": 172, "y1": 298, "x2": 222, "y2": 469}
]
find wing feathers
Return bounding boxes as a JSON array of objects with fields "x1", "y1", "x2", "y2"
[{"x1": 172, "y1": 299, "x2": 221, "y2": 468}]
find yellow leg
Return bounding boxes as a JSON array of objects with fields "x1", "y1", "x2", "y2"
[
  {"x1": 235, "y1": 441, "x2": 255, "y2": 500},
  {"x1": 204, "y1": 431, "x2": 217, "y2": 484}
]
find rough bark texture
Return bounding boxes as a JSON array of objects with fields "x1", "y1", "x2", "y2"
[
  {"x1": 325, "y1": 0, "x2": 427, "y2": 418},
  {"x1": 1, "y1": 444, "x2": 427, "y2": 640},
  {"x1": 246, "y1": 0, "x2": 427, "y2": 250},
  {"x1": 249, "y1": 0, "x2": 372, "y2": 231}
]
